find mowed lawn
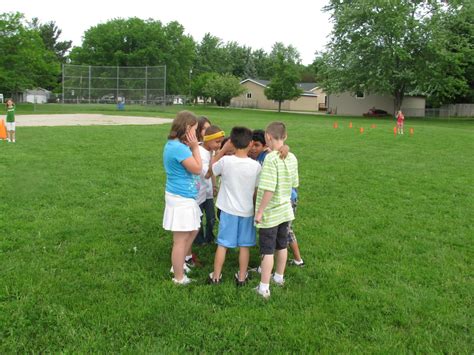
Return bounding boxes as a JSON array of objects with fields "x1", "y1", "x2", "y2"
[{"x1": 1, "y1": 106, "x2": 472, "y2": 353}]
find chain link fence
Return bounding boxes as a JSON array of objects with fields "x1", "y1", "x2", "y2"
[{"x1": 62, "y1": 64, "x2": 166, "y2": 105}]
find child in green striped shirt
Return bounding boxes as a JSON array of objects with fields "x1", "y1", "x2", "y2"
[{"x1": 254, "y1": 122, "x2": 299, "y2": 299}]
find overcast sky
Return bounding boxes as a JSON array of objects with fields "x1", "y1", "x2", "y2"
[{"x1": 5, "y1": 0, "x2": 333, "y2": 65}]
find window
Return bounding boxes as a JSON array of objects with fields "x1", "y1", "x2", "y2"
[
  {"x1": 355, "y1": 91, "x2": 365, "y2": 99},
  {"x1": 246, "y1": 92, "x2": 252, "y2": 99}
]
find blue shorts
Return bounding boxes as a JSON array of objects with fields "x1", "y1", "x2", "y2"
[{"x1": 217, "y1": 211, "x2": 256, "y2": 248}]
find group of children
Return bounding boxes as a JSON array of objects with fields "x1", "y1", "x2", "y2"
[
  {"x1": 162, "y1": 110, "x2": 302, "y2": 298},
  {"x1": 1, "y1": 99, "x2": 16, "y2": 143}
]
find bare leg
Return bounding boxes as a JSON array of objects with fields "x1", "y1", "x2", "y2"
[
  {"x1": 185, "y1": 229, "x2": 199, "y2": 262},
  {"x1": 289, "y1": 241, "x2": 302, "y2": 262},
  {"x1": 275, "y1": 248, "x2": 288, "y2": 276},
  {"x1": 238, "y1": 247, "x2": 250, "y2": 281},
  {"x1": 172, "y1": 231, "x2": 192, "y2": 281},
  {"x1": 260, "y1": 254, "x2": 274, "y2": 284},
  {"x1": 213, "y1": 245, "x2": 227, "y2": 279}
]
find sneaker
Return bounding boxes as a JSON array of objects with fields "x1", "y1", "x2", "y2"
[
  {"x1": 207, "y1": 272, "x2": 222, "y2": 284},
  {"x1": 234, "y1": 272, "x2": 250, "y2": 287},
  {"x1": 254, "y1": 286, "x2": 270, "y2": 299},
  {"x1": 186, "y1": 253, "x2": 202, "y2": 268},
  {"x1": 288, "y1": 259, "x2": 305, "y2": 267},
  {"x1": 272, "y1": 274, "x2": 285, "y2": 286},
  {"x1": 248, "y1": 266, "x2": 261, "y2": 274},
  {"x1": 172, "y1": 275, "x2": 194, "y2": 285},
  {"x1": 170, "y1": 263, "x2": 191, "y2": 274}
]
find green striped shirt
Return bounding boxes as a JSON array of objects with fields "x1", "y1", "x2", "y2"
[{"x1": 256, "y1": 151, "x2": 299, "y2": 228}]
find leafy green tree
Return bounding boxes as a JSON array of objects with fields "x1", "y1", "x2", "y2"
[
  {"x1": 30, "y1": 18, "x2": 72, "y2": 62},
  {"x1": 428, "y1": 1, "x2": 474, "y2": 105},
  {"x1": 70, "y1": 18, "x2": 195, "y2": 94},
  {"x1": 193, "y1": 33, "x2": 226, "y2": 76},
  {"x1": 251, "y1": 49, "x2": 272, "y2": 79},
  {"x1": 264, "y1": 52, "x2": 302, "y2": 112},
  {"x1": 204, "y1": 73, "x2": 244, "y2": 106},
  {"x1": 0, "y1": 12, "x2": 60, "y2": 97},
  {"x1": 319, "y1": 0, "x2": 471, "y2": 111},
  {"x1": 190, "y1": 72, "x2": 219, "y2": 103},
  {"x1": 270, "y1": 42, "x2": 302, "y2": 65}
]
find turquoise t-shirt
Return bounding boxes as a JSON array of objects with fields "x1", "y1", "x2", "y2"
[{"x1": 163, "y1": 140, "x2": 199, "y2": 199}]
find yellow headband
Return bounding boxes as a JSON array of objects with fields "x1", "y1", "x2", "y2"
[{"x1": 203, "y1": 131, "x2": 225, "y2": 142}]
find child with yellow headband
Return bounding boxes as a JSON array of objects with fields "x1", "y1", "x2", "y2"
[{"x1": 194, "y1": 125, "x2": 225, "y2": 245}]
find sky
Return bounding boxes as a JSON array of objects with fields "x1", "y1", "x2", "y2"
[{"x1": 5, "y1": 0, "x2": 333, "y2": 65}]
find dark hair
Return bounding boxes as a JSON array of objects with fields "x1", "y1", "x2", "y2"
[
  {"x1": 196, "y1": 116, "x2": 211, "y2": 141},
  {"x1": 266, "y1": 121, "x2": 287, "y2": 140},
  {"x1": 252, "y1": 129, "x2": 266, "y2": 145},
  {"x1": 230, "y1": 126, "x2": 253, "y2": 149},
  {"x1": 204, "y1": 125, "x2": 222, "y2": 137},
  {"x1": 220, "y1": 136, "x2": 230, "y2": 149},
  {"x1": 168, "y1": 111, "x2": 198, "y2": 142}
]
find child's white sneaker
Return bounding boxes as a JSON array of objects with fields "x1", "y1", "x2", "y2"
[
  {"x1": 272, "y1": 274, "x2": 285, "y2": 286},
  {"x1": 254, "y1": 286, "x2": 271, "y2": 299},
  {"x1": 172, "y1": 275, "x2": 194, "y2": 285},
  {"x1": 170, "y1": 263, "x2": 191, "y2": 274}
]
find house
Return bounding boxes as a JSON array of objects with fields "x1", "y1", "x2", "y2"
[
  {"x1": 327, "y1": 92, "x2": 426, "y2": 117},
  {"x1": 231, "y1": 78, "x2": 327, "y2": 112},
  {"x1": 22, "y1": 88, "x2": 51, "y2": 104}
]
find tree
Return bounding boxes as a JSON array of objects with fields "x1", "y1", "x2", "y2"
[
  {"x1": 69, "y1": 18, "x2": 195, "y2": 94},
  {"x1": 319, "y1": 0, "x2": 470, "y2": 111},
  {"x1": 193, "y1": 33, "x2": 226, "y2": 76},
  {"x1": 0, "y1": 12, "x2": 60, "y2": 97},
  {"x1": 264, "y1": 52, "x2": 302, "y2": 112},
  {"x1": 204, "y1": 73, "x2": 244, "y2": 106},
  {"x1": 190, "y1": 72, "x2": 219, "y2": 103},
  {"x1": 428, "y1": 1, "x2": 474, "y2": 105},
  {"x1": 30, "y1": 18, "x2": 72, "y2": 62},
  {"x1": 251, "y1": 49, "x2": 273, "y2": 79}
]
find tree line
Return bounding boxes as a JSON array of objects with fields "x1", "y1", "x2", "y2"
[
  {"x1": 0, "y1": 2, "x2": 472, "y2": 109},
  {"x1": 0, "y1": 12, "x2": 311, "y2": 103}
]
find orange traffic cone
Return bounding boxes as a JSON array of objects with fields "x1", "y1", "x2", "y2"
[
  {"x1": 394, "y1": 126, "x2": 397, "y2": 136},
  {"x1": 333, "y1": 122, "x2": 338, "y2": 129},
  {"x1": 410, "y1": 127, "x2": 414, "y2": 135},
  {"x1": 371, "y1": 124, "x2": 376, "y2": 129},
  {"x1": 360, "y1": 127, "x2": 364, "y2": 133},
  {"x1": 349, "y1": 121, "x2": 353, "y2": 128},
  {"x1": 0, "y1": 119, "x2": 7, "y2": 140}
]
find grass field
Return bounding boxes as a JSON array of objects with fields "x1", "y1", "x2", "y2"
[{"x1": 1, "y1": 105, "x2": 473, "y2": 352}]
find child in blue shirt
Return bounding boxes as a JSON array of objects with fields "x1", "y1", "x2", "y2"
[{"x1": 163, "y1": 111, "x2": 202, "y2": 285}]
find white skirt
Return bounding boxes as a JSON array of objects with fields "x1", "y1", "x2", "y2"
[{"x1": 163, "y1": 192, "x2": 202, "y2": 231}]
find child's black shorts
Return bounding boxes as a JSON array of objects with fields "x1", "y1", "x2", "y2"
[{"x1": 259, "y1": 222, "x2": 290, "y2": 255}]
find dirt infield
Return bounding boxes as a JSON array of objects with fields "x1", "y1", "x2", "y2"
[{"x1": 15, "y1": 114, "x2": 173, "y2": 127}]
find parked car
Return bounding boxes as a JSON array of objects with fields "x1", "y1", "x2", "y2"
[{"x1": 363, "y1": 108, "x2": 390, "y2": 117}]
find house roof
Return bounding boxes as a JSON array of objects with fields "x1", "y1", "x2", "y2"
[{"x1": 240, "y1": 78, "x2": 318, "y2": 97}]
